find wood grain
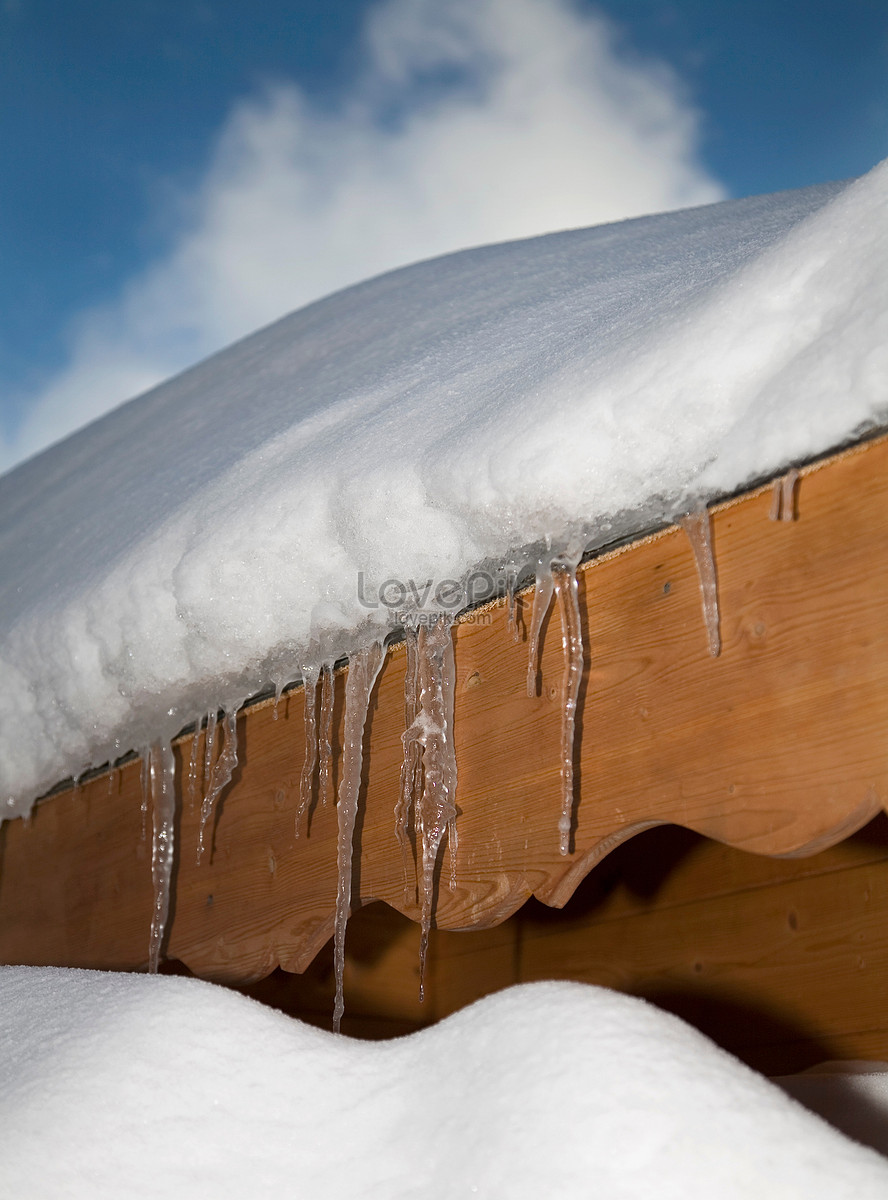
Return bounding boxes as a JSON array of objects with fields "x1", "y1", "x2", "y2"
[{"x1": 1, "y1": 433, "x2": 888, "y2": 991}]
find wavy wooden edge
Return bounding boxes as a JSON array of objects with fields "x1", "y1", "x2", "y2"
[{"x1": 2, "y1": 431, "x2": 888, "y2": 983}]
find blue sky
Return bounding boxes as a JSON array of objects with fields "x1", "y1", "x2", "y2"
[{"x1": 1, "y1": 0, "x2": 886, "y2": 470}]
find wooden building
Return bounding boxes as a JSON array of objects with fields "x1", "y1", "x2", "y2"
[{"x1": 3, "y1": 430, "x2": 887, "y2": 1074}]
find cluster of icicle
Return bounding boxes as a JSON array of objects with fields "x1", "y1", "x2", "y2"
[
  {"x1": 135, "y1": 494, "x2": 747, "y2": 1025},
  {"x1": 138, "y1": 700, "x2": 246, "y2": 973}
]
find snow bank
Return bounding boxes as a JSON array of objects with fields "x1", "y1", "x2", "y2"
[
  {"x1": 1, "y1": 160, "x2": 886, "y2": 809},
  {"x1": 1, "y1": 970, "x2": 886, "y2": 1199}
]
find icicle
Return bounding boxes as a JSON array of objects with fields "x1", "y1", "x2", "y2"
[
  {"x1": 318, "y1": 663, "x2": 335, "y2": 807},
  {"x1": 526, "y1": 552, "x2": 555, "y2": 696},
  {"x1": 769, "y1": 468, "x2": 799, "y2": 522},
  {"x1": 505, "y1": 566, "x2": 521, "y2": 644},
  {"x1": 768, "y1": 479, "x2": 782, "y2": 521},
  {"x1": 140, "y1": 754, "x2": 150, "y2": 842},
  {"x1": 186, "y1": 721, "x2": 203, "y2": 811},
  {"x1": 680, "y1": 502, "x2": 721, "y2": 657},
  {"x1": 197, "y1": 707, "x2": 239, "y2": 866},
  {"x1": 781, "y1": 469, "x2": 799, "y2": 521},
  {"x1": 107, "y1": 765, "x2": 118, "y2": 797},
  {"x1": 404, "y1": 616, "x2": 459, "y2": 1001},
  {"x1": 395, "y1": 625, "x2": 421, "y2": 903},
  {"x1": 295, "y1": 666, "x2": 320, "y2": 836},
  {"x1": 447, "y1": 816, "x2": 459, "y2": 892},
  {"x1": 203, "y1": 709, "x2": 218, "y2": 790},
  {"x1": 552, "y1": 559, "x2": 583, "y2": 855},
  {"x1": 333, "y1": 641, "x2": 386, "y2": 1033},
  {"x1": 147, "y1": 739, "x2": 177, "y2": 973},
  {"x1": 272, "y1": 677, "x2": 286, "y2": 721}
]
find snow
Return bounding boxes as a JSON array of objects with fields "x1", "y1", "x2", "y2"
[
  {"x1": 1, "y1": 970, "x2": 887, "y2": 1199},
  {"x1": 1, "y1": 159, "x2": 887, "y2": 810}
]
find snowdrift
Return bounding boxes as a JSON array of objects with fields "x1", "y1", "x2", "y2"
[{"x1": 2, "y1": 970, "x2": 887, "y2": 1199}]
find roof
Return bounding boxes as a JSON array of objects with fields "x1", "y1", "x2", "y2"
[{"x1": 1, "y1": 158, "x2": 886, "y2": 810}]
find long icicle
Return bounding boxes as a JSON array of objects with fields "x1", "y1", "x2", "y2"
[
  {"x1": 202, "y1": 709, "x2": 218, "y2": 793},
  {"x1": 409, "y1": 615, "x2": 458, "y2": 1001},
  {"x1": 147, "y1": 740, "x2": 177, "y2": 973},
  {"x1": 318, "y1": 664, "x2": 335, "y2": 808},
  {"x1": 197, "y1": 707, "x2": 239, "y2": 865},
  {"x1": 396, "y1": 624, "x2": 421, "y2": 904},
  {"x1": 139, "y1": 753, "x2": 150, "y2": 842},
  {"x1": 186, "y1": 718, "x2": 203, "y2": 811},
  {"x1": 333, "y1": 641, "x2": 386, "y2": 1033},
  {"x1": 505, "y1": 566, "x2": 521, "y2": 644},
  {"x1": 679, "y1": 502, "x2": 721, "y2": 657},
  {"x1": 552, "y1": 560, "x2": 583, "y2": 856},
  {"x1": 526, "y1": 552, "x2": 555, "y2": 696},
  {"x1": 441, "y1": 622, "x2": 459, "y2": 894},
  {"x1": 295, "y1": 666, "x2": 320, "y2": 836}
]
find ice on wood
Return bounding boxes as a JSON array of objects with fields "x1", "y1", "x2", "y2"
[
  {"x1": 552, "y1": 559, "x2": 583, "y2": 856},
  {"x1": 147, "y1": 740, "x2": 176, "y2": 973},
  {"x1": 395, "y1": 624, "x2": 422, "y2": 903},
  {"x1": 522, "y1": 548, "x2": 584, "y2": 854},
  {"x1": 680, "y1": 503, "x2": 721, "y2": 658},
  {"x1": 398, "y1": 616, "x2": 459, "y2": 998},
  {"x1": 770, "y1": 468, "x2": 800, "y2": 522},
  {"x1": 332, "y1": 641, "x2": 386, "y2": 1032},
  {"x1": 295, "y1": 666, "x2": 320, "y2": 836},
  {"x1": 318, "y1": 665, "x2": 335, "y2": 809},
  {"x1": 186, "y1": 722, "x2": 203, "y2": 811},
  {"x1": 197, "y1": 707, "x2": 240, "y2": 866},
  {"x1": 526, "y1": 550, "x2": 556, "y2": 698}
]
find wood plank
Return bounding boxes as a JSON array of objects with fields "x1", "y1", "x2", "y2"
[
  {"x1": 1, "y1": 434, "x2": 888, "y2": 984},
  {"x1": 518, "y1": 849, "x2": 888, "y2": 1073}
]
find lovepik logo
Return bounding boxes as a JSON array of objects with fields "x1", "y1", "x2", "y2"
[{"x1": 357, "y1": 570, "x2": 499, "y2": 613}]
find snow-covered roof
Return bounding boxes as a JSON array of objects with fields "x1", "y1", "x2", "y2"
[{"x1": 1, "y1": 159, "x2": 886, "y2": 811}]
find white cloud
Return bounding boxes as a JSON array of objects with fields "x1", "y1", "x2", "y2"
[{"x1": 1, "y1": 0, "x2": 725, "y2": 472}]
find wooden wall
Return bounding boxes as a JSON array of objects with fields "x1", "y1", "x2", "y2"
[
  {"x1": 3, "y1": 433, "x2": 888, "y2": 1072},
  {"x1": 235, "y1": 817, "x2": 888, "y2": 1074}
]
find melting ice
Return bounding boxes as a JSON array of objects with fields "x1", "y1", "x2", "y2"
[
  {"x1": 332, "y1": 641, "x2": 386, "y2": 1032},
  {"x1": 145, "y1": 741, "x2": 176, "y2": 973},
  {"x1": 679, "y1": 504, "x2": 721, "y2": 658}
]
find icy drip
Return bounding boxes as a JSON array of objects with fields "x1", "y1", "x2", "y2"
[
  {"x1": 186, "y1": 721, "x2": 203, "y2": 811},
  {"x1": 295, "y1": 666, "x2": 320, "y2": 836},
  {"x1": 202, "y1": 710, "x2": 218, "y2": 791},
  {"x1": 526, "y1": 552, "x2": 555, "y2": 696},
  {"x1": 332, "y1": 641, "x2": 386, "y2": 1033},
  {"x1": 505, "y1": 566, "x2": 521, "y2": 643},
  {"x1": 679, "y1": 503, "x2": 721, "y2": 657},
  {"x1": 404, "y1": 616, "x2": 458, "y2": 1001},
  {"x1": 395, "y1": 625, "x2": 421, "y2": 903},
  {"x1": 197, "y1": 707, "x2": 239, "y2": 866},
  {"x1": 147, "y1": 739, "x2": 177, "y2": 973},
  {"x1": 139, "y1": 755, "x2": 150, "y2": 841},
  {"x1": 318, "y1": 664, "x2": 335, "y2": 807},
  {"x1": 769, "y1": 468, "x2": 799, "y2": 522},
  {"x1": 552, "y1": 560, "x2": 583, "y2": 856}
]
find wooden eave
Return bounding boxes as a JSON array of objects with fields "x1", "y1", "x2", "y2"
[{"x1": 2, "y1": 431, "x2": 888, "y2": 992}]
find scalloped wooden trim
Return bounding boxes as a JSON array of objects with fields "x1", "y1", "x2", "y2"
[{"x1": 2, "y1": 432, "x2": 888, "y2": 983}]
